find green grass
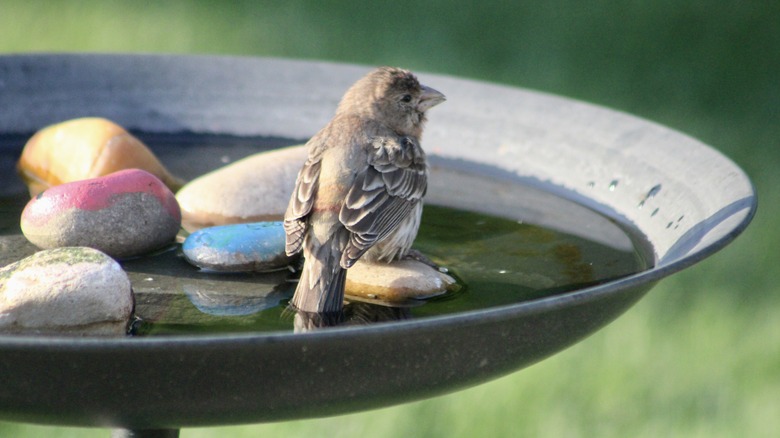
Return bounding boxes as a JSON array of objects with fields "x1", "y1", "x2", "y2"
[{"x1": 1, "y1": 1, "x2": 778, "y2": 436}]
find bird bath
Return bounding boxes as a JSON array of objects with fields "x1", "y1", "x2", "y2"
[{"x1": 0, "y1": 55, "x2": 756, "y2": 437}]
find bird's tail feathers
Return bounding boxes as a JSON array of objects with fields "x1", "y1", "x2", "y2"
[{"x1": 290, "y1": 234, "x2": 348, "y2": 314}]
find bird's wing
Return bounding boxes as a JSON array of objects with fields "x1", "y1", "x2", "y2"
[
  {"x1": 283, "y1": 151, "x2": 322, "y2": 256},
  {"x1": 339, "y1": 136, "x2": 427, "y2": 267}
]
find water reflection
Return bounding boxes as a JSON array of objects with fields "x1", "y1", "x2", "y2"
[
  {"x1": 292, "y1": 303, "x2": 412, "y2": 333},
  {"x1": 120, "y1": 201, "x2": 650, "y2": 336},
  {"x1": 123, "y1": 246, "x2": 416, "y2": 335},
  {"x1": 184, "y1": 285, "x2": 288, "y2": 317}
]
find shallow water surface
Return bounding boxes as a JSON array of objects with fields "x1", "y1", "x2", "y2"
[{"x1": 0, "y1": 133, "x2": 653, "y2": 336}]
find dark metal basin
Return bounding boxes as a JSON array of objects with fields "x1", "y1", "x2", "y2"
[{"x1": 0, "y1": 54, "x2": 756, "y2": 429}]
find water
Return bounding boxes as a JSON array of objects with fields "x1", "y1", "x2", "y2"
[{"x1": 0, "y1": 133, "x2": 653, "y2": 336}]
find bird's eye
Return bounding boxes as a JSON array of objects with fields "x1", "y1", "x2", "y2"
[{"x1": 401, "y1": 94, "x2": 413, "y2": 103}]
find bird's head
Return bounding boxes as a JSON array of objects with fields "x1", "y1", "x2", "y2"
[{"x1": 338, "y1": 67, "x2": 446, "y2": 137}]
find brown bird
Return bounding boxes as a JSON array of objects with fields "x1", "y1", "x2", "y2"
[{"x1": 284, "y1": 66, "x2": 445, "y2": 317}]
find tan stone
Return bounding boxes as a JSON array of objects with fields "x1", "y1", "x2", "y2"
[
  {"x1": 345, "y1": 259, "x2": 457, "y2": 304},
  {"x1": 175, "y1": 145, "x2": 307, "y2": 232}
]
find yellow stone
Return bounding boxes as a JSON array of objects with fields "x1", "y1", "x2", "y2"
[{"x1": 17, "y1": 117, "x2": 184, "y2": 197}]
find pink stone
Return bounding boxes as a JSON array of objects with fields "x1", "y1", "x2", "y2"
[{"x1": 21, "y1": 169, "x2": 182, "y2": 259}]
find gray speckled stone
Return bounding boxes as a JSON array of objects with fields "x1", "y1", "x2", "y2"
[{"x1": 0, "y1": 247, "x2": 134, "y2": 336}]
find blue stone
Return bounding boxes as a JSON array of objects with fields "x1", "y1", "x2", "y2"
[{"x1": 182, "y1": 221, "x2": 295, "y2": 272}]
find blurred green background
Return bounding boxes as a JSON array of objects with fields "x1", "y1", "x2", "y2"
[{"x1": 1, "y1": 1, "x2": 777, "y2": 437}]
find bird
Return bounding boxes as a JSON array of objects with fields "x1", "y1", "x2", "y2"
[{"x1": 283, "y1": 66, "x2": 445, "y2": 319}]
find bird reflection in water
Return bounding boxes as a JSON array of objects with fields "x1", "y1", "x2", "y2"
[{"x1": 292, "y1": 302, "x2": 412, "y2": 333}]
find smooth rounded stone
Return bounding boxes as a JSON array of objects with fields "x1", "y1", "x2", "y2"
[
  {"x1": 17, "y1": 117, "x2": 184, "y2": 197},
  {"x1": 0, "y1": 247, "x2": 133, "y2": 336},
  {"x1": 182, "y1": 222, "x2": 294, "y2": 272},
  {"x1": 176, "y1": 144, "x2": 307, "y2": 232},
  {"x1": 21, "y1": 169, "x2": 182, "y2": 259},
  {"x1": 345, "y1": 259, "x2": 457, "y2": 304}
]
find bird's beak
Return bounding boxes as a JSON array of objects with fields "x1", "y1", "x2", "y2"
[{"x1": 417, "y1": 85, "x2": 446, "y2": 111}]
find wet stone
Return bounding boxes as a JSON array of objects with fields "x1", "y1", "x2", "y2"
[
  {"x1": 345, "y1": 259, "x2": 457, "y2": 304},
  {"x1": 17, "y1": 117, "x2": 184, "y2": 197},
  {"x1": 0, "y1": 247, "x2": 134, "y2": 336},
  {"x1": 182, "y1": 222, "x2": 294, "y2": 272},
  {"x1": 175, "y1": 145, "x2": 307, "y2": 232},
  {"x1": 20, "y1": 169, "x2": 182, "y2": 259}
]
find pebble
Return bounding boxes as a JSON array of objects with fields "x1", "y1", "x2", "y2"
[
  {"x1": 17, "y1": 117, "x2": 184, "y2": 197},
  {"x1": 345, "y1": 259, "x2": 457, "y2": 304},
  {"x1": 182, "y1": 222, "x2": 294, "y2": 272},
  {"x1": 21, "y1": 169, "x2": 182, "y2": 259},
  {"x1": 175, "y1": 145, "x2": 307, "y2": 232},
  {"x1": 0, "y1": 247, "x2": 133, "y2": 336}
]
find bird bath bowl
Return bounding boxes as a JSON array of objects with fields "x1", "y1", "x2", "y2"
[{"x1": 0, "y1": 55, "x2": 756, "y2": 436}]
